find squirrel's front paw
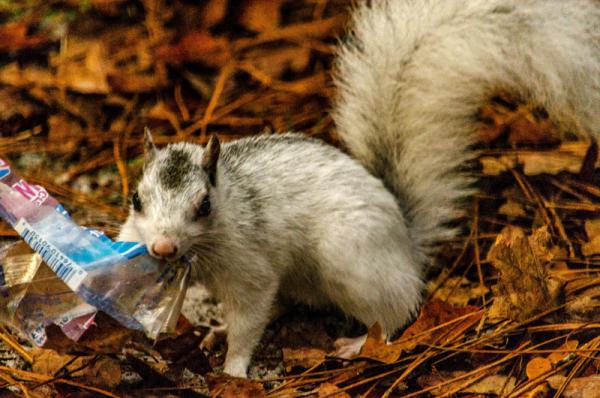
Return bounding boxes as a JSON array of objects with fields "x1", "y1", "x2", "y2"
[{"x1": 223, "y1": 356, "x2": 249, "y2": 378}]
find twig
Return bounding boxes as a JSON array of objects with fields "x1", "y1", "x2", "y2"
[
  {"x1": 198, "y1": 62, "x2": 236, "y2": 136},
  {"x1": 0, "y1": 326, "x2": 33, "y2": 364}
]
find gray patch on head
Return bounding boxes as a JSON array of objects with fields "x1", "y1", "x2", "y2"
[{"x1": 159, "y1": 148, "x2": 201, "y2": 190}]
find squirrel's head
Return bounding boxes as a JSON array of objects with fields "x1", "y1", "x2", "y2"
[{"x1": 129, "y1": 128, "x2": 220, "y2": 261}]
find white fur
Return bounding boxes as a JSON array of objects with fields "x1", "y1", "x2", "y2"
[
  {"x1": 119, "y1": 0, "x2": 600, "y2": 378},
  {"x1": 335, "y1": 0, "x2": 600, "y2": 261},
  {"x1": 119, "y1": 135, "x2": 424, "y2": 377}
]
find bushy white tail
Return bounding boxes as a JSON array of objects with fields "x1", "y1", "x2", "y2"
[{"x1": 334, "y1": 0, "x2": 600, "y2": 261}]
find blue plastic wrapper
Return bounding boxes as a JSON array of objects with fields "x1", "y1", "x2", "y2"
[{"x1": 0, "y1": 158, "x2": 189, "y2": 345}]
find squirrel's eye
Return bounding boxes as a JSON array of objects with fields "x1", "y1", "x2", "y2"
[
  {"x1": 132, "y1": 191, "x2": 142, "y2": 212},
  {"x1": 196, "y1": 195, "x2": 211, "y2": 218}
]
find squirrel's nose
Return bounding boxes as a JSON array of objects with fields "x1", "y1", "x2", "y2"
[{"x1": 151, "y1": 237, "x2": 178, "y2": 259}]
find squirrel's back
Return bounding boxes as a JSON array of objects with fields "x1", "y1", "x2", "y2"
[{"x1": 334, "y1": 0, "x2": 600, "y2": 263}]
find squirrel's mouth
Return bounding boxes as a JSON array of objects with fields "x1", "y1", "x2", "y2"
[{"x1": 148, "y1": 250, "x2": 185, "y2": 262}]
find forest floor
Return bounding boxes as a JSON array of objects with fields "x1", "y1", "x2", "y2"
[{"x1": 0, "y1": 1, "x2": 599, "y2": 397}]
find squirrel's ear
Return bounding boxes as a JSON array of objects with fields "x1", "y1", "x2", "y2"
[
  {"x1": 202, "y1": 134, "x2": 220, "y2": 186},
  {"x1": 144, "y1": 127, "x2": 157, "y2": 164}
]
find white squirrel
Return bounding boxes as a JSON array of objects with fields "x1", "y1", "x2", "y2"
[{"x1": 118, "y1": 0, "x2": 600, "y2": 377}]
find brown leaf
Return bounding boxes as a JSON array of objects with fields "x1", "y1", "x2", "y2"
[
  {"x1": 0, "y1": 63, "x2": 56, "y2": 88},
  {"x1": 32, "y1": 349, "x2": 121, "y2": 388},
  {"x1": 53, "y1": 39, "x2": 111, "y2": 94},
  {"x1": 487, "y1": 226, "x2": 564, "y2": 321},
  {"x1": 480, "y1": 141, "x2": 600, "y2": 176},
  {"x1": 583, "y1": 219, "x2": 600, "y2": 256},
  {"x1": 526, "y1": 384, "x2": 551, "y2": 398},
  {"x1": 205, "y1": 373, "x2": 265, "y2": 398},
  {"x1": 84, "y1": 356, "x2": 122, "y2": 388},
  {"x1": 47, "y1": 114, "x2": 85, "y2": 153},
  {"x1": 547, "y1": 340, "x2": 578, "y2": 365},
  {"x1": 395, "y1": 300, "x2": 481, "y2": 352},
  {"x1": 548, "y1": 375, "x2": 600, "y2": 398},
  {"x1": 358, "y1": 301, "x2": 481, "y2": 364},
  {"x1": 566, "y1": 291, "x2": 600, "y2": 322},
  {"x1": 107, "y1": 71, "x2": 167, "y2": 94},
  {"x1": 316, "y1": 383, "x2": 351, "y2": 398},
  {"x1": 358, "y1": 323, "x2": 403, "y2": 363},
  {"x1": 526, "y1": 357, "x2": 552, "y2": 379},
  {"x1": 0, "y1": 87, "x2": 39, "y2": 120},
  {"x1": 477, "y1": 92, "x2": 558, "y2": 145},
  {"x1": 245, "y1": 46, "x2": 312, "y2": 80},
  {"x1": 156, "y1": 31, "x2": 231, "y2": 67},
  {"x1": 32, "y1": 348, "x2": 82, "y2": 375},
  {"x1": 282, "y1": 347, "x2": 326, "y2": 372},
  {"x1": 240, "y1": 0, "x2": 284, "y2": 33},
  {"x1": 200, "y1": 0, "x2": 228, "y2": 28},
  {"x1": 585, "y1": 219, "x2": 600, "y2": 239},
  {"x1": 499, "y1": 199, "x2": 527, "y2": 218},
  {"x1": 44, "y1": 312, "x2": 139, "y2": 355},
  {"x1": 427, "y1": 269, "x2": 489, "y2": 307},
  {"x1": 418, "y1": 371, "x2": 516, "y2": 396},
  {"x1": 0, "y1": 22, "x2": 49, "y2": 53}
]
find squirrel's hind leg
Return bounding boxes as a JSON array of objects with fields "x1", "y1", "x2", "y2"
[{"x1": 316, "y1": 216, "x2": 424, "y2": 340}]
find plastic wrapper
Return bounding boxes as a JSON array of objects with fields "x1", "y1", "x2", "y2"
[{"x1": 0, "y1": 158, "x2": 189, "y2": 345}]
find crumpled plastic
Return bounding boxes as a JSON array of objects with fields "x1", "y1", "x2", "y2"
[{"x1": 0, "y1": 158, "x2": 189, "y2": 346}]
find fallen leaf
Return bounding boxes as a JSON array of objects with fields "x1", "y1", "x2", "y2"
[
  {"x1": 585, "y1": 219, "x2": 600, "y2": 238},
  {"x1": 526, "y1": 357, "x2": 552, "y2": 379},
  {"x1": 282, "y1": 347, "x2": 326, "y2": 372},
  {"x1": 328, "y1": 362, "x2": 367, "y2": 385},
  {"x1": 44, "y1": 312, "x2": 140, "y2": 354},
  {"x1": 316, "y1": 383, "x2": 351, "y2": 398},
  {"x1": 245, "y1": 46, "x2": 312, "y2": 80},
  {"x1": 47, "y1": 114, "x2": 85, "y2": 153},
  {"x1": 566, "y1": 289, "x2": 600, "y2": 322},
  {"x1": 84, "y1": 356, "x2": 122, "y2": 388},
  {"x1": 31, "y1": 348, "x2": 83, "y2": 375},
  {"x1": 0, "y1": 22, "x2": 49, "y2": 53},
  {"x1": 0, "y1": 87, "x2": 42, "y2": 124},
  {"x1": 358, "y1": 323, "x2": 403, "y2": 363},
  {"x1": 548, "y1": 375, "x2": 600, "y2": 398},
  {"x1": 155, "y1": 31, "x2": 231, "y2": 67},
  {"x1": 582, "y1": 239, "x2": 600, "y2": 256},
  {"x1": 464, "y1": 375, "x2": 518, "y2": 395},
  {"x1": 487, "y1": 226, "x2": 564, "y2": 321},
  {"x1": 427, "y1": 269, "x2": 489, "y2": 307},
  {"x1": 53, "y1": 39, "x2": 111, "y2": 94},
  {"x1": 200, "y1": 0, "x2": 228, "y2": 28},
  {"x1": 583, "y1": 219, "x2": 600, "y2": 256},
  {"x1": 240, "y1": 0, "x2": 284, "y2": 33},
  {"x1": 547, "y1": 340, "x2": 578, "y2": 365},
  {"x1": 358, "y1": 301, "x2": 481, "y2": 364},
  {"x1": 155, "y1": 326, "x2": 208, "y2": 362},
  {"x1": 480, "y1": 141, "x2": 599, "y2": 176},
  {"x1": 499, "y1": 199, "x2": 527, "y2": 218},
  {"x1": 418, "y1": 371, "x2": 516, "y2": 396},
  {"x1": 107, "y1": 71, "x2": 168, "y2": 93},
  {"x1": 526, "y1": 384, "x2": 551, "y2": 398},
  {"x1": 32, "y1": 348, "x2": 121, "y2": 388},
  {"x1": 205, "y1": 373, "x2": 265, "y2": 398},
  {"x1": 0, "y1": 62, "x2": 56, "y2": 88},
  {"x1": 395, "y1": 300, "x2": 481, "y2": 352}
]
